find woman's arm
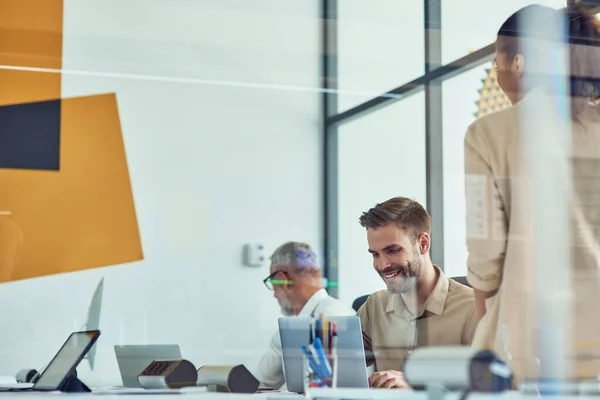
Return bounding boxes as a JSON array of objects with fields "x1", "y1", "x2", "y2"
[
  {"x1": 464, "y1": 124, "x2": 507, "y2": 319},
  {"x1": 474, "y1": 288, "x2": 497, "y2": 321}
]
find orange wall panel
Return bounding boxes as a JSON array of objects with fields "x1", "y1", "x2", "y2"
[
  {"x1": 0, "y1": 0, "x2": 62, "y2": 106},
  {"x1": 0, "y1": 94, "x2": 143, "y2": 282}
]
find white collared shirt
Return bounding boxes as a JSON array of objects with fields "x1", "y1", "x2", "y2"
[{"x1": 253, "y1": 289, "x2": 355, "y2": 389}]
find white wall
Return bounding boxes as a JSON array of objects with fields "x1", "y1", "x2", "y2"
[{"x1": 0, "y1": 0, "x2": 322, "y2": 386}]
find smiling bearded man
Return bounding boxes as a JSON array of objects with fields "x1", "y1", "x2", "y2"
[{"x1": 356, "y1": 197, "x2": 477, "y2": 390}]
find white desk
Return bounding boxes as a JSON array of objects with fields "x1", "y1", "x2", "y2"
[
  {"x1": 306, "y1": 388, "x2": 600, "y2": 400},
  {"x1": 0, "y1": 389, "x2": 599, "y2": 400},
  {"x1": 0, "y1": 392, "x2": 302, "y2": 400}
]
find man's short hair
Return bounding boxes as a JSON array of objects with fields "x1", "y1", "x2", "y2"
[
  {"x1": 270, "y1": 242, "x2": 320, "y2": 273},
  {"x1": 358, "y1": 197, "x2": 431, "y2": 241}
]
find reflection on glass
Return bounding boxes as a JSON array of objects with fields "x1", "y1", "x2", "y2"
[{"x1": 0, "y1": 211, "x2": 23, "y2": 282}]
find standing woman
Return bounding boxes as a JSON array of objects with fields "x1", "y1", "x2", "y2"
[{"x1": 464, "y1": 4, "x2": 600, "y2": 383}]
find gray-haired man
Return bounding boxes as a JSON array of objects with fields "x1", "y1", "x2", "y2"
[{"x1": 254, "y1": 242, "x2": 354, "y2": 389}]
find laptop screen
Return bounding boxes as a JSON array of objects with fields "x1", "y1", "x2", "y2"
[{"x1": 34, "y1": 331, "x2": 100, "y2": 391}]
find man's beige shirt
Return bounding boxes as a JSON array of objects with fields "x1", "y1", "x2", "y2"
[{"x1": 357, "y1": 266, "x2": 476, "y2": 372}]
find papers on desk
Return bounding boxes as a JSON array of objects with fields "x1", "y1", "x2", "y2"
[
  {"x1": 92, "y1": 387, "x2": 180, "y2": 395},
  {"x1": 258, "y1": 393, "x2": 305, "y2": 399},
  {"x1": 0, "y1": 376, "x2": 17, "y2": 384},
  {"x1": 0, "y1": 376, "x2": 34, "y2": 391},
  {"x1": 0, "y1": 383, "x2": 34, "y2": 391},
  {"x1": 306, "y1": 388, "x2": 418, "y2": 400},
  {"x1": 92, "y1": 386, "x2": 208, "y2": 395}
]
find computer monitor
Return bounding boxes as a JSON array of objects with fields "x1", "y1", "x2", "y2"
[{"x1": 83, "y1": 277, "x2": 104, "y2": 370}]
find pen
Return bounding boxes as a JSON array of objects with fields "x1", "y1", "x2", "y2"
[
  {"x1": 309, "y1": 322, "x2": 314, "y2": 344},
  {"x1": 301, "y1": 345, "x2": 319, "y2": 373},
  {"x1": 327, "y1": 321, "x2": 332, "y2": 356},
  {"x1": 313, "y1": 337, "x2": 332, "y2": 377},
  {"x1": 321, "y1": 320, "x2": 329, "y2": 356},
  {"x1": 322, "y1": 319, "x2": 327, "y2": 350},
  {"x1": 308, "y1": 343, "x2": 328, "y2": 378},
  {"x1": 319, "y1": 314, "x2": 324, "y2": 343},
  {"x1": 308, "y1": 344, "x2": 320, "y2": 364},
  {"x1": 322, "y1": 319, "x2": 327, "y2": 351},
  {"x1": 331, "y1": 322, "x2": 338, "y2": 358},
  {"x1": 315, "y1": 318, "x2": 322, "y2": 343}
]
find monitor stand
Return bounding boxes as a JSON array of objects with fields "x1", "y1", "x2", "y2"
[{"x1": 60, "y1": 374, "x2": 90, "y2": 393}]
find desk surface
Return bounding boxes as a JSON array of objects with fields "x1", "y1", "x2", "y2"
[
  {"x1": 0, "y1": 390, "x2": 598, "y2": 400},
  {"x1": 0, "y1": 393, "x2": 294, "y2": 399}
]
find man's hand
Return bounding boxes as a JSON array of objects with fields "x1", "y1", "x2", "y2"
[{"x1": 368, "y1": 370, "x2": 410, "y2": 389}]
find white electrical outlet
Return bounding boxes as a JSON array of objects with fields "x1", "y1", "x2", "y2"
[{"x1": 242, "y1": 243, "x2": 265, "y2": 267}]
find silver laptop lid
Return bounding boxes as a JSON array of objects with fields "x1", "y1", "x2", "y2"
[{"x1": 114, "y1": 344, "x2": 182, "y2": 388}]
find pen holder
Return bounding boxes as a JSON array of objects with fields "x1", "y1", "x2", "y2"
[{"x1": 303, "y1": 353, "x2": 337, "y2": 391}]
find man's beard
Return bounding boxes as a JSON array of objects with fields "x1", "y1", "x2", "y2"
[
  {"x1": 278, "y1": 298, "x2": 294, "y2": 316},
  {"x1": 379, "y1": 257, "x2": 421, "y2": 294}
]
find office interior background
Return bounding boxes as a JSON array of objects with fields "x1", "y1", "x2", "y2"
[{"x1": 0, "y1": 0, "x2": 597, "y2": 388}]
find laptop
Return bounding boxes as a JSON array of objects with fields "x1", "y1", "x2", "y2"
[
  {"x1": 278, "y1": 316, "x2": 369, "y2": 393},
  {"x1": 114, "y1": 344, "x2": 182, "y2": 387}
]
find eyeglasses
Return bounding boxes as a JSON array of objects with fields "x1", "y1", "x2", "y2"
[{"x1": 263, "y1": 270, "x2": 293, "y2": 290}]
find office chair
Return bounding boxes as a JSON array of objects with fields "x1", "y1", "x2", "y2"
[
  {"x1": 451, "y1": 275, "x2": 471, "y2": 288},
  {"x1": 351, "y1": 276, "x2": 472, "y2": 312},
  {"x1": 352, "y1": 295, "x2": 370, "y2": 312}
]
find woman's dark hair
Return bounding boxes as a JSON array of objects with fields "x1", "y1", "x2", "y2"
[
  {"x1": 497, "y1": 4, "x2": 600, "y2": 118},
  {"x1": 497, "y1": 4, "x2": 557, "y2": 60}
]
